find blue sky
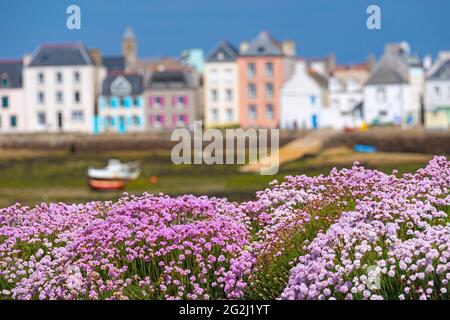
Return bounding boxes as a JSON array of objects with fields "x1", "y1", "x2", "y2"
[{"x1": 0, "y1": 0, "x2": 449, "y2": 63}]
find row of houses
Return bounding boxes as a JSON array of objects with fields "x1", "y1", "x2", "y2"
[{"x1": 1, "y1": 29, "x2": 449, "y2": 134}]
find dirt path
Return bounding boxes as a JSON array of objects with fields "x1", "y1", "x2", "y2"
[{"x1": 240, "y1": 129, "x2": 335, "y2": 174}]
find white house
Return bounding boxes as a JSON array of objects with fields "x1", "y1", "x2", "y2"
[
  {"x1": 328, "y1": 61, "x2": 372, "y2": 129},
  {"x1": 280, "y1": 60, "x2": 330, "y2": 129},
  {"x1": 203, "y1": 41, "x2": 240, "y2": 128},
  {"x1": 24, "y1": 44, "x2": 100, "y2": 133},
  {"x1": 363, "y1": 42, "x2": 424, "y2": 127},
  {"x1": 0, "y1": 60, "x2": 26, "y2": 133},
  {"x1": 424, "y1": 51, "x2": 450, "y2": 129}
]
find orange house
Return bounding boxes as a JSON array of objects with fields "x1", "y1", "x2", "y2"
[{"x1": 238, "y1": 31, "x2": 296, "y2": 128}]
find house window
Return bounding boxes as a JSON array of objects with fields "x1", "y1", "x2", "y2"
[
  {"x1": 120, "y1": 97, "x2": 126, "y2": 107},
  {"x1": 332, "y1": 99, "x2": 340, "y2": 109},
  {"x1": 265, "y1": 83, "x2": 274, "y2": 98},
  {"x1": 154, "y1": 96, "x2": 164, "y2": 107},
  {"x1": 10, "y1": 115, "x2": 17, "y2": 128},
  {"x1": 74, "y1": 72, "x2": 80, "y2": 83},
  {"x1": 376, "y1": 87, "x2": 387, "y2": 103},
  {"x1": 175, "y1": 96, "x2": 186, "y2": 107},
  {"x1": 248, "y1": 83, "x2": 257, "y2": 98},
  {"x1": 211, "y1": 89, "x2": 218, "y2": 102},
  {"x1": 310, "y1": 95, "x2": 316, "y2": 106},
  {"x1": 225, "y1": 89, "x2": 233, "y2": 102},
  {"x1": 56, "y1": 91, "x2": 63, "y2": 104},
  {"x1": 155, "y1": 115, "x2": 163, "y2": 125},
  {"x1": 106, "y1": 116, "x2": 114, "y2": 127},
  {"x1": 134, "y1": 97, "x2": 141, "y2": 107},
  {"x1": 1, "y1": 76, "x2": 9, "y2": 88},
  {"x1": 132, "y1": 116, "x2": 141, "y2": 126},
  {"x1": 1, "y1": 96, "x2": 8, "y2": 108},
  {"x1": 210, "y1": 69, "x2": 219, "y2": 83},
  {"x1": 56, "y1": 72, "x2": 63, "y2": 83},
  {"x1": 224, "y1": 69, "x2": 233, "y2": 83},
  {"x1": 434, "y1": 86, "x2": 440, "y2": 97},
  {"x1": 71, "y1": 111, "x2": 84, "y2": 122},
  {"x1": 212, "y1": 109, "x2": 219, "y2": 122},
  {"x1": 248, "y1": 105, "x2": 257, "y2": 120},
  {"x1": 379, "y1": 110, "x2": 388, "y2": 117},
  {"x1": 38, "y1": 72, "x2": 44, "y2": 84},
  {"x1": 265, "y1": 62, "x2": 274, "y2": 77},
  {"x1": 74, "y1": 91, "x2": 81, "y2": 103},
  {"x1": 266, "y1": 104, "x2": 274, "y2": 119},
  {"x1": 38, "y1": 92, "x2": 45, "y2": 104},
  {"x1": 226, "y1": 108, "x2": 234, "y2": 122},
  {"x1": 247, "y1": 63, "x2": 256, "y2": 78},
  {"x1": 38, "y1": 112, "x2": 46, "y2": 125}
]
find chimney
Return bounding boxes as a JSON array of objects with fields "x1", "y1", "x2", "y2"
[
  {"x1": 23, "y1": 53, "x2": 32, "y2": 67},
  {"x1": 423, "y1": 54, "x2": 433, "y2": 70},
  {"x1": 282, "y1": 41, "x2": 296, "y2": 57},
  {"x1": 368, "y1": 54, "x2": 376, "y2": 71},
  {"x1": 239, "y1": 41, "x2": 249, "y2": 54},
  {"x1": 326, "y1": 53, "x2": 336, "y2": 73},
  {"x1": 89, "y1": 48, "x2": 102, "y2": 66}
]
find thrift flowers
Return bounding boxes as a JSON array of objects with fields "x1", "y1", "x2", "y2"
[{"x1": 0, "y1": 157, "x2": 448, "y2": 300}]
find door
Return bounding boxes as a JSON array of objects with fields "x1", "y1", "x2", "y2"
[
  {"x1": 57, "y1": 112, "x2": 63, "y2": 130},
  {"x1": 311, "y1": 114, "x2": 318, "y2": 129},
  {"x1": 118, "y1": 116, "x2": 126, "y2": 133}
]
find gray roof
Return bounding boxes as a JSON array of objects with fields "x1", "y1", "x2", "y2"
[
  {"x1": 206, "y1": 40, "x2": 239, "y2": 62},
  {"x1": 365, "y1": 53, "x2": 410, "y2": 86},
  {"x1": 0, "y1": 61, "x2": 23, "y2": 88},
  {"x1": 101, "y1": 74, "x2": 143, "y2": 96},
  {"x1": 241, "y1": 31, "x2": 283, "y2": 56},
  {"x1": 147, "y1": 71, "x2": 196, "y2": 89},
  {"x1": 428, "y1": 59, "x2": 450, "y2": 81},
  {"x1": 28, "y1": 44, "x2": 93, "y2": 67},
  {"x1": 103, "y1": 56, "x2": 125, "y2": 72}
]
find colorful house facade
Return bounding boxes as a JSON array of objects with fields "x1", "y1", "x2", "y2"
[
  {"x1": 146, "y1": 70, "x2": 200, "y2": 131},
  {"x1": 204, "y1": 40, "x2": 240, "y2": 128},
  {"x1": 97, "y1": 74, "x2": 144, "y2": 133},
  {"x1": 237, "y1": 31, "x2": 296, "y2": 128},
  {"x1": 0, "y1": 60, "x2": 25, "y2": 133}
]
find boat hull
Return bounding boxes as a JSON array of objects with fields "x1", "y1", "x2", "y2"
[{"x1": 88, "y1": 179, "x2": 126, "y2": 191}]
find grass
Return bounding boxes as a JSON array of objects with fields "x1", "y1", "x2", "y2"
[{"x1": 0, "y1": 148, "x2": 433, "y2": 208}]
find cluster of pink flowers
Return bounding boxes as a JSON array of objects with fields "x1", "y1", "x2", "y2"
[
  {"x1": 0, "y1": 156, "x2": 448, "y2": 300},
  {"x1": 281, "y1": 156, "x2": 450, "y2": 300}
]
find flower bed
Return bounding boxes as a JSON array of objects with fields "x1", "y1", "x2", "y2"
[{"x1": 0, "y1": 157, "x2": 449, "y2": 300}]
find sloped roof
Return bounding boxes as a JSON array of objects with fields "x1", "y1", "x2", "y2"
[
  {"x1": 0, "y1": 61, "x2": 23, "y2": 88},
  {"x1": 101, "y1": 74, "x2": 143, "y2": 96},
  {"x1": 427, "y1": 59, "x2": 450, "y2": 81},
  {"x1": 28, "y1": 44, "x2": 93, "y2": 67},
  {"x1": 241, "y1": 31, "x2": 283, "y2": 56},
  {"x1": 147, "y1": 70, "x2": 196, "y2": 89},
  {"x1": 365, "y1": 53, "x2": 410, "y2": 85},
  {"x1": 206, "y1": 40, "x2": 239, "y2": 62},
  {"x1": 103, "y1": 56, "x2": 125, "y2": 72},
  {"x1": 308, "y1": 69, "x2": 328, "y2": 88}
]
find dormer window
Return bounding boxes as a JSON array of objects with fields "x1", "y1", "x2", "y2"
[
  {"x1": 257, "y1": 46, "x2": 265, "y2": 53},
  {"x1": 217, "y1": 52, "x2": 225, "y2": 61},
  {"x1": 0, "y1": 74, "x2": 10, "y2": 88}
]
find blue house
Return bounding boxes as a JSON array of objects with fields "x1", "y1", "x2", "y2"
[{"x1": 97, "y1": 73, "x2": 144, "y2": 133}]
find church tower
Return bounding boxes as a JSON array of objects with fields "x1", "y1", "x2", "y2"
[{"x1": 122, "y1": 27, "x2": 137, "y2": 71}]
